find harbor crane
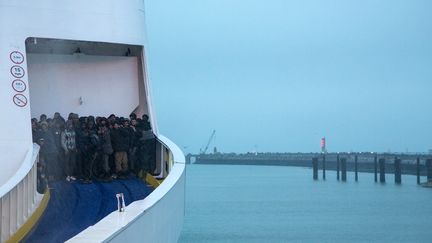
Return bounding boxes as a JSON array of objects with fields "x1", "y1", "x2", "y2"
[{"x1": 200, "y1": 130, "x2": 216, "y2": 154}]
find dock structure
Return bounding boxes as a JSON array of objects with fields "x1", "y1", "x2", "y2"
[
  {"x1": 427, "y1": 159, "x2": 432, "y2": 183},
  {"x1": 394, "y1": 158, "x2": 402, "y2": 184},
  {"x1": 374, "y1": 155, "x2": 378, "y2": 182},
  {"x1": 341, "y1": 158, "x2": 347, "y2": 182},
  {"x1": 336, "y1": 154, "x2": 340, "y2": 181},
  {"x1": 379, "y1": 158, "x2": 386, "y2": 183},
  {"x1": 192, "y1": 152, "x2": 432, "y2": 185},
  {"x1": 417, "y1": 157, "x2": 421, "y2": 184},
  {"x1": 322, "y1": 154, "x2": 326, "y2": 180},
  {"x1": 355, "y1": 155, "x2": 358, "y2": 182},
  {"x1": 312, "y1": 158, "x2": 318, "y2": 180}
]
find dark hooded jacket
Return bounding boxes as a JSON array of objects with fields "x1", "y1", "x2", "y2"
[{"x1": 110, "y1": 127, "x2": 130, "y2": 152}]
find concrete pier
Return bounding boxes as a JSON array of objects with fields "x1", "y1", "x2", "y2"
[
  {"x1": 379, "y1": 158, "x2": 386, "y2": 183},
  {"x1": 312, "y1": 158, "x2": 318, "y2": 180},
  {"x1": 394, "y1": 158, "x2": 401, "y2": 184},
  {"x1": 322, "y1": 155, "x2": 326, "y2": 180},
  {"x1": 337, "y1": 154, "x2": 340, "y2": 181},
  {"x1": 374, "y1": 155, "x2": 378, "y2": 182},
  {"x1": 427, "y1": 159, "x2": 432, "y2": 183},
  {"x1": 354, "y1": 155, "x2": 358, "y2": 182},
  {"x1": 416, "y1": 157, "x2": 420, "y2": 184},
  {"x1": 341, "y1": 158, "x2": 347, "y2": 182}
]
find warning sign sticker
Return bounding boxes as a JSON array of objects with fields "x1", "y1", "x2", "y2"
[
  {"x1": 12, "y1": 79, "x2": 27, "y2": 92},
  {"x1": 10, "y1": 51, "x2": 24, "y2": 64},
  {"x1": 13, "y1": 94, "x2": 27, "y2": 107},
  {"x1": 10, "y1": 65, "x2": 25, "y2": 78}
]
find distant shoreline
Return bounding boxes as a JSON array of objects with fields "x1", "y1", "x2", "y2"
[{"x1": 191, "y1": 153, "x2": 431, "y2": 176}]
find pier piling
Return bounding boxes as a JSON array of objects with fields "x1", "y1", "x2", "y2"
[
  {"x1": 322, "y1": 155, "x2": 326, "y2": 180},
  {"x1": 337, "y1": 154, "x2": 340, "y2": 181},
  {"x1": 312, "y1": 158, "x2": 318, "y2": 180},
  {"x1": 341, "y1": 158, "x2": 347, "y2": 182},
  {"x1": 427, "y1": 159, "x2": 432, "y2": 183},
  {"x1": 379, "y1": 158, "x2": 386, "y2": 183},
  {"x1": 354, "y1": 155, "x2": 358, "y2": 182},
  {"x1": 394, "y1": 158, "x2": 401, "y2": 184},
  {"x1": 374, "y1": 155, "x2": 378, "y2": 182},
  {"x1": 416, "y1": 157, "x2": 420, "y2": 185}
]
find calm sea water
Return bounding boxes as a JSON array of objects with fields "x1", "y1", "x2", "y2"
[{"x1": 179, "y1": 164, "x2": 432, "y2": 243}]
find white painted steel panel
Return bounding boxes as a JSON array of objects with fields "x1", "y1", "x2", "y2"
[
  {"x1": 27, "y1": 54, "x2": 140, "y2": 118},
  {"x1": 0, "y1": 1, "x2": 168, "y2": 241},
  {"x1": 0, "y1": 0, "x2": 158, "y2": 186},
  {"x1": 0, "y1": 145, "x2": 41, "y2": 242},
  {"x1": 0, "y1": 0, "x2": 157, "y2": 189}
]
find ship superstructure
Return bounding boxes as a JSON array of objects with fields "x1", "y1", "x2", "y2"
[{"x1": 0, "y1": 1, "x2": 185, "y2": 242}]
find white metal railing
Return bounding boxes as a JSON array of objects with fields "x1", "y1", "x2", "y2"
[
  {"x1": 0, "y1": 144, "x2": 40, "y2": 243},
  {"x1": 68, "y1": 135, "x2": 185, "y2": 243}
]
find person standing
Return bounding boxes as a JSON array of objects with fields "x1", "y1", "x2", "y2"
[
  {"x1": 31, "y1": 119, "x2": 41, "y2": 143},
  {"x1": 110, "y1": 122, "x2": 130, "y2": 177},
  {"x1": 61, "y1": 120, "x2": 77, "y2": 181},
  {"x1": 38, "y1": 121, "x2": 59, "y2": 181},
  {"x1": 51, "y1": 119, "x2": 65, "y2": 179},
  {"x1": 98, "y1": 125, "x2": 113, "y2": 178},
  {"x1": 75, "y1": 121, "x2": 89, "y2": 180}
]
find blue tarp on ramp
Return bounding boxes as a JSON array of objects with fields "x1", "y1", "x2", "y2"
[{"x1": 24, "y1": 178, "x2": 153, "y2": 243}]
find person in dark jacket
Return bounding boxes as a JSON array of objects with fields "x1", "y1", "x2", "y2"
[
  {"x1": 110, "y1": 122, "x2": 130, "y2": 176},
  {"x1": 98, "y1": 125, "x2": 113, "y2": 178},
  {"x1": 75, "y1": 121, "x2": 89, "y2": 180},
  {"x1": 38, "y1": 121, "x2": 60, "y2": 181},
  {"x1": 137, "y1": 115, "x2": 156, "y2": 175},
  {"x1": 32, "y1": 119, "x2": 41, "y2": 143},
  {"x1": 123, "y1": 119, "x2": 138, "y2": 174},
  {"x1": 75, "y1": 121, "x2": 97, "y2": 182},
  {"x1": 51, "y1": 119, "x2": 65, "y2": 179}
]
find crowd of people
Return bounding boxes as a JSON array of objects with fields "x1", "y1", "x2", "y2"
[{"x1": 32, "y1": 112, "x2": 156, "y2": 191}]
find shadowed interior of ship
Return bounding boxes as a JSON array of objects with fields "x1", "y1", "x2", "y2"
[{"x1": 24, "y1": 178, "x2": 153, "y2": 242}]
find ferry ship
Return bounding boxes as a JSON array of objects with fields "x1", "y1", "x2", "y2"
[{"x1": 0, "y1": 0, "x2": 185, "y2": 242}]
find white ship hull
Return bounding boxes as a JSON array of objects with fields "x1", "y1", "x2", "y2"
[{"x1": 0, "y1": 1, "x2": 185, "y2": 242}]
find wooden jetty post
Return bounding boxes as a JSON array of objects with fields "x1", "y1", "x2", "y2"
[
  {"x1": 427, "y1": 159, "x2": 432, "y2": 183},
  {"x1": 354, "y1": 155, "x2": 358, "y2": 182},
  {"x1": 341, "y1": 158, "x2": 347, "y2": 182},
  {"x1": 312, "y1": 157, "x2": 318, "y2": 180},
  {"x1": 374, "y1": 154, "x2": 378, "y2": 182},
  {"x1": 337, "y1": 154, "x2": 340, "y2": 181},
  {"x1": 322, "y1": 154, "x2": 326, "y2": 180},
  {"x1": 416, "y1": 157, "x2": 420, "y2": 185},
  {"x1": 394, "y1": 158, "x2": 401, "y2": 184},
  {"x1": 379, "y1": 158, "x2": 386, "y2": 183}
]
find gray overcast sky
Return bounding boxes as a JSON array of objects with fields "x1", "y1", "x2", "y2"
[{"x1": 145, "y1": 0, "x2": 432, "y2": 154}]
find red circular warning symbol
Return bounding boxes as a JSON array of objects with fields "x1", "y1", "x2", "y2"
[
  {"x1": 10, "y1": 65, "x2": 25, "y2": 78},
  {"x1": 10, "y1": 51, "x2": 24, "y2": 64},
  {"x1": 12, "y1": 79, "x2": 27, "y2": 92},
  {"x1": 13, "y1": 94, "x2": 27, "y2": 107}
]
